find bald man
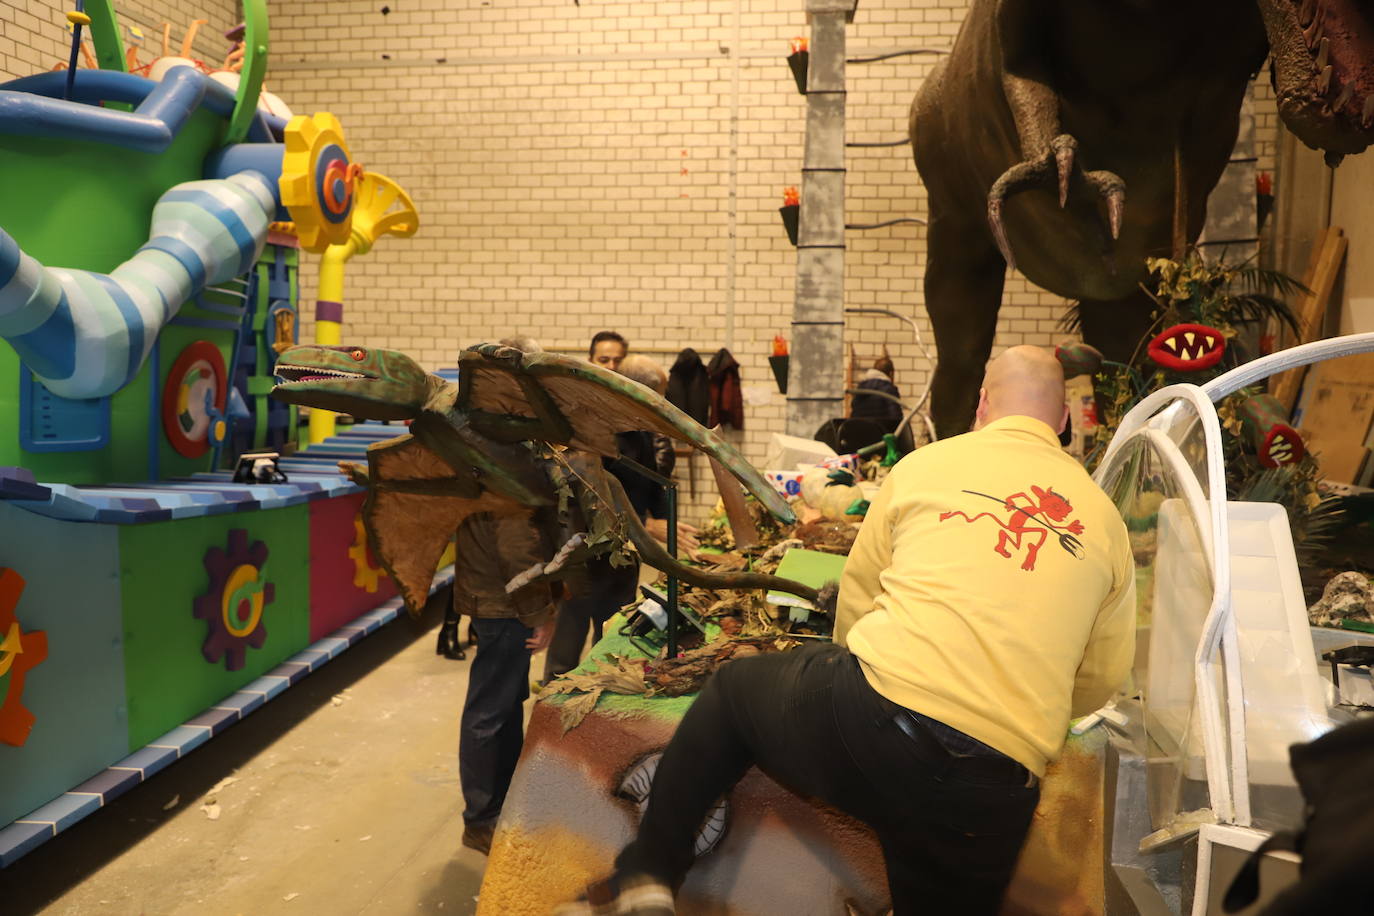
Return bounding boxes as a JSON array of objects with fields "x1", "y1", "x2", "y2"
[{"x1": 558, "y1": 347, "x2": 1135, "y2": 916}]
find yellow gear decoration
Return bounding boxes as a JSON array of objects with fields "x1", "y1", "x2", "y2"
[
  {"x1": 347, "y1": 515, "x2": 383, "y2": 593},
  {"x1": 280, "y1": 112, "x2": 357, "y2": 253}
]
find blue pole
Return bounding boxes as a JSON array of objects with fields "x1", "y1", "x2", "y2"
[{"x1": 63, "y1": 2, "x2": 87, "y2": 101}]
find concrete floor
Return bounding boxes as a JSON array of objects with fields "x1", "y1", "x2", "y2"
[{"x1": 1, "y1": 607, "x2": 521, "y2": 916}]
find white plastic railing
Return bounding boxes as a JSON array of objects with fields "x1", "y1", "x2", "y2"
[{"x1": 1095, "y1": 333, "x2": 1374, "y2": 828}]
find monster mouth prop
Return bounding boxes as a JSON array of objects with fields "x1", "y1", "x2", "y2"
[
  {"x1": 1147, "y1": 323, "x2": 1227, "y2": 371},
  {"x1": 1259, "y1": 424, "x2": 1307, "y2": 467},
  {"x1": 274, "y1": 364, "x2": 375, "y2": 384}
]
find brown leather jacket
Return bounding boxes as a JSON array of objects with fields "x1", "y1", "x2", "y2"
[{"x1": 452, "y1": 511, "x2": 556, "y2": 628}]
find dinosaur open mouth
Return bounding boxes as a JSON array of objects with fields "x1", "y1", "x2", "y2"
[
  {"x1": 275, "y1": 364, "x2": 374, "y2": 384},
  {"x1": 1293, "y1": 0, "x2": 1374, "y2": 127}
]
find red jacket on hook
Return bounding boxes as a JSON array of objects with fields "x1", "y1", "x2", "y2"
[{"x1": 707, "y1": 348, "x2": 744, "y2": 430}]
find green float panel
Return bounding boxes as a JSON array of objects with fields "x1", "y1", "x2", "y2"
[
  {"x1": 0, "y1": 505, "x2": 127, "y2": 827},
  {"x1": 0, "y1": 106, "x2": 231, "y2": 485},
  {"x1": 119, "y1": 508, "x2": 310, "y2": 750}
]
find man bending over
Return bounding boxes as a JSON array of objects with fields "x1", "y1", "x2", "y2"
[{"x1": 560, "y1": 346, "x2": 1136, "y2": 915}]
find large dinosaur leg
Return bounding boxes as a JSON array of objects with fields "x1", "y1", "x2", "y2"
[
  {"x1": 603, "y1": 474, "x2": 820, "y2": 604},
  {"x1": 1076, "y1": 288, "x2": 1161, "y2": 365},
  {"x1": 925, "y1": 213, "x2": 1008, "y2": 439}
]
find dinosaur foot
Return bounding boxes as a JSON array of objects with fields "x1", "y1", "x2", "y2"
[{"x1": 987, "y1": 134, "x2": 1126, "y2": 271}]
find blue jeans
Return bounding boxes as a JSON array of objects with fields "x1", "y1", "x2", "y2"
[{"x1": 459, "y1": 617, "x2": 532, "y2": 826}]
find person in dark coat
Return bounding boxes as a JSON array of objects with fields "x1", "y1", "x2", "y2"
[{"x1": 851, "y1": 355, "x2": 904, "y2": 424}]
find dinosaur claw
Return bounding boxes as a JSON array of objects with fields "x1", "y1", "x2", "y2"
[
  {"x1": 1107, "y1": 189, "x2": 1124, "y2": 239},
  {"x1": 987, "y1": 198, "x2": 1016, "y2": 271},
  {"x1": 1052, "y1": 135, "x2": 1077, "y2": 208}
]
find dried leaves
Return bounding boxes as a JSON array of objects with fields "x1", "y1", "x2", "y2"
[
  {"x1": 540, "y1": 655, "x2": 650, "y2": 732},
  {"x1": 642, "y1": 636, "x2": 800, "y2": 698}
]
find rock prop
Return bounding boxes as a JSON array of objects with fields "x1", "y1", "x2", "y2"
[{"x1": 1309, "y1": 571, "x2": 1374, "y2": 628}]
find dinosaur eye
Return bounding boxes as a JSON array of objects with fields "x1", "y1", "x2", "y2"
[{"x1": 349, "y1": 348, "x2": 366, "y2": 361}]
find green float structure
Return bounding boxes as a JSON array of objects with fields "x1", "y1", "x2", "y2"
[{"x1": 0, "y1": 2, "x2": 426, "y2": 866}]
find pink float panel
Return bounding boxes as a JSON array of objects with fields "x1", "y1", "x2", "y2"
[{"x1": 308, "y1": 492, "x2": 398, "y2": 641}]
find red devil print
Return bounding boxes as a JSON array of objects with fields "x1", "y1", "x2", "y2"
[{"x1": 939, "y1": 486, "x2": 1086, "y2": 571}]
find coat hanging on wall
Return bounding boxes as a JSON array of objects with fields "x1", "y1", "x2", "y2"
[
  {"x1": 667, "y1": 348, "x2": 710, "y2": 426},
  {"x1": 707, "y1": 348, "x2": 744, "y2": 430}
]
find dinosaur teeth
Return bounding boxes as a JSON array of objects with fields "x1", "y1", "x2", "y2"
[
  {"x1": 1318, "y1": 65, "x2": 1332, "y2": 95},
  {"x1": 1363, "y1": 95, "x2": 1374, "y2": 128},
  {"x1": 1333, "y1": 84, "x2": 1353, "y2": 112},
  {"x1": 274, "y1": 364, "x2": 367, "y2": 382},
  {"x1": 1316, "y1": 36, "x2": 1330, "y2": 71},
  {"x1": 1304, "y1": 17, "x2": 1323, "y2": 48},
  {"x1": 1300, "y1": 0, "x2": 1315, "y2": 26}
]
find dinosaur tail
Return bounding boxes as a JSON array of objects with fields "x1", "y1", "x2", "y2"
[
  {"x1": 0, "y1": 171, "x2": 274, "y2": 399},
  {"x1": 606, "y1": 473, "x2": 819, "y2": 603}
]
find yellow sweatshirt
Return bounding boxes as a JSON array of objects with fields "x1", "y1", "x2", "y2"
[{"x1": 836, "y1": 415, "x2": 1136, "y2": 776}]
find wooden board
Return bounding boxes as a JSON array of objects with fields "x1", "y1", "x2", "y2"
[
  {"x1": 1296, "y1": 353, "x2": 1374, "y2": 485},
  {"x1": 1270, "y1": 227, "x2": 1348, "y2": 413}
]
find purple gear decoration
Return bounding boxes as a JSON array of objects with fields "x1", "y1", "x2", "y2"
[{"x1": 193, "y1": 529, "x2": 274, "y2": 671}]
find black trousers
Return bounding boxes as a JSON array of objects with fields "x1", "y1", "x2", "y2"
[
  {"x1": 615, "y1": 643, "x2": 1040, "y2": 915},
  {"x1": 543, "y1": 561, "x2": 639, "y2": 683},
  {"x1": 459, "y1": 617, "x2": 532, "y2": 826}
]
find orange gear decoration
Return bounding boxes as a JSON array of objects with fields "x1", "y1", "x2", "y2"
[
  {"x1": 0, "y1": 568, "x2": 49, "y2": 747},
  {"x1": 347, "y1": 513, "x2": 384, "y2": 593},
  {"x1": 279, "y1": 112, "x2": 360, "y2": 252}
]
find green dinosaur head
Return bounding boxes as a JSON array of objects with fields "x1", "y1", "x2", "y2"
[{"x1": 271, "y1": 345, "x2": 435, "y2": 420}]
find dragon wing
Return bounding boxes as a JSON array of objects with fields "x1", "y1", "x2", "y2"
[
  {"x1": 456, "y1": 346, "x2": 794, "y2": 522},
  {"x1": 351, "y1": 433, "x2": 532, "y2": 614}
]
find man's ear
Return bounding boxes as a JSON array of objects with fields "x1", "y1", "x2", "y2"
[
  {"x1": 973, "y1": 388, "x2": 989, "y2": 430},
  {"x1": 1058, "y1": 402, "x2": 1070, "y2": 435}
]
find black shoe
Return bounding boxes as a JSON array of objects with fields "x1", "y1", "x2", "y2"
[{"x1": 462, "y1": 821, "x2": 495, "y2": 855}]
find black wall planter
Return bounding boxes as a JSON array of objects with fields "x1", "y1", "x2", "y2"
[
  {"x1": 779, "y1": 203, "x2": 799, "y2": 246},
  {"x1": 787, "y1": 50, "x2": 808, "y2": 95},
  {"x1": 769, "y1": 355, "x2": 790, "y2": 395}
]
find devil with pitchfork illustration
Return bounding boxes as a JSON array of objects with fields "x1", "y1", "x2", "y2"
[{"x1": 939, "y1": 485, "x2": 1086, "y2": 572}]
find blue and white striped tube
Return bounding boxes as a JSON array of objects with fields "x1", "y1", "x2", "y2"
[{"x1": 0, "y1": 171, "x2": 274, "y2": 399}]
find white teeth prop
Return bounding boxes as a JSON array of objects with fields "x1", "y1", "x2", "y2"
[
  {"x1": 1165, "y1": 338, "x2": 1179, "y2": 353},
  {"x1": 1180, "y1": 351, "x2": 1193, "y2": 361},
  {"x1": 274, "y1": 364, "x2": 368, "y2": 384},
  {"x1": 1184, "y1": 331, "x2": 1196, "y2": 348}
]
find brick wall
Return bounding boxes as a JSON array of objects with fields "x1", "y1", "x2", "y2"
[
  {"x1": 1, "y1": 1, "x2": 241, "y2": 82},
  {"x1": 2, "y1": 0, "x2": 1283, "y2": 521}
]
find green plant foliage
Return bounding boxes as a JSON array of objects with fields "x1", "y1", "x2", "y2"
[{"x1": 1080, "y1": 251, "x2": 1337, "y2": 559}]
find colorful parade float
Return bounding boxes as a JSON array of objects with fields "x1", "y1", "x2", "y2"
[{"x1": 0, "y1": 1, "x2": 428, "y2": 865}]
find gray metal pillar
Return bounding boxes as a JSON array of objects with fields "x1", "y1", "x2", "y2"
[{"x1": 787, "y1": 0, "x2": 857, "y2": 437}]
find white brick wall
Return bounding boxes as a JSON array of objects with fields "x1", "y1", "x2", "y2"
[{"x1": 2, "y1": 0, "x2": 1283, "y2": 522}]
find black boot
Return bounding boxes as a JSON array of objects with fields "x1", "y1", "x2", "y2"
[{"x1": 436, "y1": 611, "x2": 466, "y2": 660}]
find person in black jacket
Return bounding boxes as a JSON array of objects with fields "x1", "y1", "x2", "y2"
[{"x1": 851, "y1": 355, "x2": 904, "y2": 424}]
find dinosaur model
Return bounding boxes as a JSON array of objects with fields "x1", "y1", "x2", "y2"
[
  {"x1": 270, "y1": 344, "x2": 818, "y2": 613},
  {"x1": 911, "y1": 0, "x2": 1374, "y2": 438}
]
